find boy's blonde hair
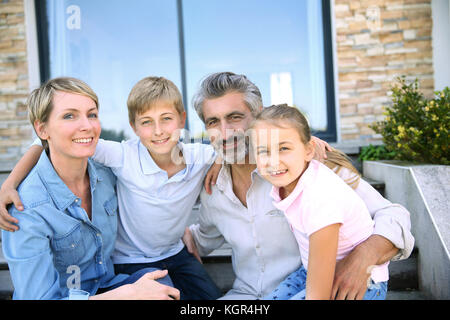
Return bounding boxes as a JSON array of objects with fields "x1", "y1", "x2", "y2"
[
  {"x1": 127, "y1": 76, "x2": 184, "y2": 124},
  {"x1": 27, "y1": 77, "x2": 99, "y2": 150},
  {"x1": 253, "y1": 104, "x2": 361, "y2": 189}
]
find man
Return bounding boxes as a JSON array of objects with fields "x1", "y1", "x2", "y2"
[{"x1": 183, "y1": 71, "x2": 414, "y2": 299}]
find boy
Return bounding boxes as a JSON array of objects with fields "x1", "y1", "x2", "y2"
[{"x1": 1, "y1": 76, "x2": 222, "y2": 300}]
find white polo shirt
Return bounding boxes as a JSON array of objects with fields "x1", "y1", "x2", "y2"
[{"x1": 92, "y1": 138, "x2": 215, "y2": 264}]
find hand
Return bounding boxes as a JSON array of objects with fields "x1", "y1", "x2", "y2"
[
  {"x1": 129, "y1": 270, "x2": 180, "y2": 300},
  {"x1": 0, "y1": 186, "x2": 23, "y2": 232},
  {"x1": 204, "y1": 161, "x2": 222, "y2": 195},
  {"x1": 311, "y1": 136, "x2": 332, "y2": 163},
  {"x1": 331, "y1": 244, "x2": 377, "y2": 300},
  {"x1": 183, "y1": 227, "x2": 202, "y2": 264}
]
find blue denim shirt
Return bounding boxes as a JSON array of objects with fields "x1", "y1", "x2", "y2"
[{"x1": 2, "y1": 152, "x2": 128, "y2": 299}]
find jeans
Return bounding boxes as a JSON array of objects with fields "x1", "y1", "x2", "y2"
[
  {"x1": 264, "y1": 265, "x2": 388, "y2": 300},
  {"x1": 114, "y1": 246, "x2": 222, "y2": 300}
]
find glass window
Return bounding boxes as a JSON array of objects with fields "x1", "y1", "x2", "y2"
[
  {"x1": 37, "y1": 0, "x2": 335, "y2": 141},
  {"x1": 41, "y1": 0, "x2": 182, "y2": 139},
  {"x1": 183, "y1": 0, "x2": 328, "y2": 137}
]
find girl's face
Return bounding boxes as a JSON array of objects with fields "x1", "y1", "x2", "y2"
[
  {"x1": 35, "y1": 91, "x2": 101, "y2": 163},
  {"x1": 252, "y1": 121, "x2": 315, "y2": 196},
  {"x1": 131, "y1": 100, "x2": 186, "y2": 158}
]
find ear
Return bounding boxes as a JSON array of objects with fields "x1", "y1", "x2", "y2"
[
  {"x1": 129, "y1": 120, "x2": 137, "y2": 134},
  {"x1": 34, "y1": 120, "x2": 49, "y2": 140},
  {"x1": 179, "y1": 111, "x2": 187, "y2": 128},
  {"x1": 305, "y1": 139, "x2": 315, "y2": 162}
]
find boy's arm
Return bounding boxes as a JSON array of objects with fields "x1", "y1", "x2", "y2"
[
  {"x1": 0, "y1": 144, "x2": 43, "y2": 231},
  {"x1": 306, "y1": 223, "x2": 340, "y2": 300}
]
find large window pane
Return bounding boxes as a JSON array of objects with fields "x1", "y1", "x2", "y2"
[
  {"x1": 44, "y1": 0, "x2": 182, "y2": 139},
  {"x1": 182, "y1": 0, "x2": 328, "y2": 136}
]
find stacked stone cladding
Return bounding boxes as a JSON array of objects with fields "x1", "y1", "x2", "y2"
[
  {"x1": 334, "y1": 0, "x2": 435, "y2": 142},
  {"x1": 0, "y1": 0, "x2": 31, "y2": 171}
]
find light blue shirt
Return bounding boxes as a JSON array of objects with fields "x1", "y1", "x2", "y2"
[
  {"x1": 92, "y1": 138, "x2": 216, "y2": 264},
  {"x1": 2, "y1": 152, "x2": 129, "y2": 300}
]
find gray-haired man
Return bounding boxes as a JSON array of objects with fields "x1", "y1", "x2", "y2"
[{"x1": 183, "y1": 71, "x2": 414, "y2": 300}]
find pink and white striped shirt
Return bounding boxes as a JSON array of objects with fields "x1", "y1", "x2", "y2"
[{"x1": 270, "y1": 160, "x2": 389, "y2": 283}]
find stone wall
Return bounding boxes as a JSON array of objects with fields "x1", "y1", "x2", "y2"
[
  {"x1": 0, "y1": 0, "x2": 31, "y2": 171},
  {"x1": 334, "y1": 0, "x2": 435, "y2": 143}
]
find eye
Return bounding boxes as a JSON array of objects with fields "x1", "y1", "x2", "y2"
[
  {"x1": 230, "y1": 115, "x2": 242, "y2": 121},
  {"x1": 141, "y1": 120, "x2": 151, "y2": 125},
  {"x1": 280, "y1": 147, "x2": 290, "y2": 152},
  {"x1": 88, "y1": 112, "x2": 98, "y2": 119},
  {"x1": 163, "y1": 117, "x2": 173, "y2": 121},
  {"x1": 206, "y1": 119, "x2": 218, "y2": 127},
  {"x1": 257, "y1": 149, "x2": 269, "y2": 155},
  {"x1": 63, "y1": 113, "x2": 74, "y2": 120}
]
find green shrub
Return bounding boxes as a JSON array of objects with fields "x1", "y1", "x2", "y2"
[
  {"x1": 358, "y1": 144, "x2": 396, "y2": 161},
  {"x1": 370, "y1": 77, "x2": 449, "y2": 165}
]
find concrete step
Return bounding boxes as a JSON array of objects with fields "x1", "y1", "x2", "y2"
[{"x1": 0, "y1": 270, "x2": 13, "y2": 300}]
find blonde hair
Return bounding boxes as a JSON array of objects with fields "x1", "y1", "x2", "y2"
[
  {"x1": 253, "y1": 104, "x2": 360, "y2": 189},
  {"x1": 127, "y1": 76, "x2": 184, "y2": 124},
  {"x1": 27, "y1": 77, "x2": 99, "y2": 149}
]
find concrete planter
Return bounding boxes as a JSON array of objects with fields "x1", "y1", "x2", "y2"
[{"x1": 363, "y1": 160, "x2": 450, "y2": 300}]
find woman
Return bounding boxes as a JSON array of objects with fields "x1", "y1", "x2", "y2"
[{"x1": 1, "y1": 77, "x2": 180, "y2": 300}]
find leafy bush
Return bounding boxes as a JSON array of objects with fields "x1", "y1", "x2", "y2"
[
  {"x1": 358, "y1": 144, "x2": 396, "y2": 161},
  {"x1": 370, "y1": 77, "x2": 449, "y2": 165}
]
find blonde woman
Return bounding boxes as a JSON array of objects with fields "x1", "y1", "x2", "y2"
[{"x1": 0, "y1": 77, "x2": 179, "y2": 300}]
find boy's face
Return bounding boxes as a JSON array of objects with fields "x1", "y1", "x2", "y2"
[{"x1": 131, "y1": 100, "x2": 186, "y2": 158}]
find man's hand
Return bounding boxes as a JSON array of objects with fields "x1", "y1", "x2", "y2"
[
  {"x1": 0, "y1": 187, "x2": 22, "y2": 232},
  {"x1": 311, "y1": 136, "x2": 332, "y2": 163},
  {"x1": 183, "y1": 227, "x2": 202, "y2": 264},
  {"x1": 331, "y1": 235, "x2": 397, "y2": 300}
]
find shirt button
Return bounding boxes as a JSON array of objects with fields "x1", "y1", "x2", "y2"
[
  {"x1": 96, "y1": 233, "x2": 101, "y2": 237},
  {"x1": 99, "y1": 261, "x2": 103, "y2": 265}
]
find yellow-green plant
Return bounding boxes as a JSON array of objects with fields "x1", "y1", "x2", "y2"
[{"x1": 370, "y1": 77, "x2": 449, "y2": 165}]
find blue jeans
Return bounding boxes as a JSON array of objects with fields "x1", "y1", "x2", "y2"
[
  {"x1": 114, "y1": 246, "x2": 221, "y2": 300},
  {"x1": 264, "y1": 265, "x2": 388, "y2": 300}
]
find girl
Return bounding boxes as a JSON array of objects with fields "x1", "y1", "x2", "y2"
[{"x1": 251, "y1": 104, "x2": 389, "y2": 300}]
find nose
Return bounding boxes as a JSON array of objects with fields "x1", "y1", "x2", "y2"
[
  {"x1": 79, "y1": 114, "x2": 93, "y2": 131},
  {"x1": 154, "y1": 121, "x2": 163, "y2": 136},
  {"x1": 220, "y1": 122, "x2": 235, "y2": 143}
]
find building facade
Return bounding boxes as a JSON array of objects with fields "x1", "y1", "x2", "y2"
[{"x1": 0, "y1": 0, "x2": 449, "y2": 171}]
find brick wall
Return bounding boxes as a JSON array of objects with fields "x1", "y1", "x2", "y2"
[
  {"x1": 334, "y1": 0, "x2": 434, "y2": 143},
  {"x1": 0, "y1": 0, "x2": 32, "y2": 171}
]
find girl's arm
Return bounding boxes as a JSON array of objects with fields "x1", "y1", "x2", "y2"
[
  {"x1": 0, "y1": 144, "x2": 43, "y2": 231},
  {"x1": 306, "y1": 223, "x2": 340, "y2": 300}
]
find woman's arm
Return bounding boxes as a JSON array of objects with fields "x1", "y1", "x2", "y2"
[
  {"x1": 0, "y1": 145, "x2": 43, "y2": 231},
  {"x1": 306, "y1": 223, "x2": 340, "y2": 300}
]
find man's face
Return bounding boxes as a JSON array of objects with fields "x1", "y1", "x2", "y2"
[{"x1": 202, "y1": 92, "x2": 258, "y2": 164}]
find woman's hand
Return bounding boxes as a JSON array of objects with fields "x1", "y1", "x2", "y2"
[
  {"x1": 91, "y1": 270, "x2": 180, "y2": 300},
  {"x1": 128, "y1": 270, "x2": 180, "y2": 300},
  {"x1": 0, "y1": 186, "x2": 22, "y2": 232}
]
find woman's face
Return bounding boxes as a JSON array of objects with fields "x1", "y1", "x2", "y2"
[{"x1": 36, "y1": 91, "x2": 101, "y2": 162}]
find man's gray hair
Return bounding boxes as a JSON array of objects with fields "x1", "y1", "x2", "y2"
[{"x1": 192, "y1": 72, "x2": 263, "y2": 122}]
